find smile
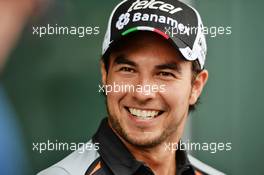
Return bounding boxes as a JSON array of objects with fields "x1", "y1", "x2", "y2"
[{"x1": 126, "y1": 107, "x2": 163, "y2": 120}]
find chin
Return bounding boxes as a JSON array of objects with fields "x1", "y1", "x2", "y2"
[{"x1": 121, "y1": 126, "x2": 168, "y2": 148}]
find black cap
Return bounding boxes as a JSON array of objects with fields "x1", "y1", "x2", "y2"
[{"x1": 102, "y1": 0, "x2": 207, "y2": 68}]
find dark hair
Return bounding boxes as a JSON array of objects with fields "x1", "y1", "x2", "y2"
[{"x1": 189, "y1": 60, "x2": 203, "y2": 112}]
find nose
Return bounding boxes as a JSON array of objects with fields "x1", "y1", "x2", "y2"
[{"x1": 131, "y1": 76, "x2": 157, "y2": 103}]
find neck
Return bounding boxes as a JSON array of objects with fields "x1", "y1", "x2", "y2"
[{"x1": 123, "y1": 138, "x2": 178, "y2": 175}]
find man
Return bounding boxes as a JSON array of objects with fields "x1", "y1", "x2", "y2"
[{"x1": 38, "y1": 0, "x2": 225, "y2": 174}]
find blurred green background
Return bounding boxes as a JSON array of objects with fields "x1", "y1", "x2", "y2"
[{"x1": 2, "y1": 0, "x2": 264, "y2": 174}]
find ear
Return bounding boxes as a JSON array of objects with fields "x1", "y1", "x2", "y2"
[
  {"x1": 189, "y1": 69, "x2": 209, "y2": 105},
  {"x1": 100, "y1": 59, "x2": 107, "y2": 85}
]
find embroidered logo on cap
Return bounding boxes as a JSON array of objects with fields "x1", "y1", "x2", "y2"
[
  {"x1": 127, "y1": 0, "x2": 183, "y2": 15},
  {"x1": 116, "y1": 13, "x2": 131, "y2": 30}
]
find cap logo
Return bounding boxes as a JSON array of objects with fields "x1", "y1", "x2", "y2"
[
  {"x1": 128, "y1": 0, "x2": 183, "y2": 14},
  {"x1": 116, "y1": 13, "x2": 131, "y2": 30}
]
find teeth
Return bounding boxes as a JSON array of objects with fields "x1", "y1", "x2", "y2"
[{"x1": 128, "y1": 108, "x2": 159, "y2": 119}]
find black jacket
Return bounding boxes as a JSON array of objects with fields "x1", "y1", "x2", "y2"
[{"x1": 38, "y1": 118, "x2": 225, "y2": 175}]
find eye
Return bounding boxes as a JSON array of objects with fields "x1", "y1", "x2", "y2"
[
  {"x1": 158, "y1": 71, "x2": 176, "y2": 78},
  {"x1": 119, "y1": 67, "x2": 135, "y2": 73}
]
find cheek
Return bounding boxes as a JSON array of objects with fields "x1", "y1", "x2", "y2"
[
  {"x1": 105, "y1": 83, "x2": 127, "y2": 117},
  {"x1": 161, "y1": 82, "x2": 192, "y2": 111},
  {"x1": 105, "y1": 71, "x2": 133, "y2": 114},
  {"x1": 106, "y1": 90, "x2": 123, "y2": 108},
  {"x1": 106, "y1": 92, "x2": 122, "y2": 122}
]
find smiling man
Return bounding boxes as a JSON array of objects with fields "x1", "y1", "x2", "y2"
[{"x1": 38, "y1": 0, "x2": 225, "y2": 175}]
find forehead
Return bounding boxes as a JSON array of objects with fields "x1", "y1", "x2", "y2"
[{"x1": 109, "y1": 31, "x2": 185, "y2": 63}]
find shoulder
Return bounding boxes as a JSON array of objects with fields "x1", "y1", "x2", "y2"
[
  {"x1": 188, "y1": 154, "x2": 226, "y2": 175},
  {"x1": 37, "y1": 140, "x2": 100, "y2": 175}
]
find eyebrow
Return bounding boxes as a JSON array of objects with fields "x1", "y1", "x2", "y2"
[
  {"x1": 113, "y1": 55, "x2": 182, "y2": 73},
  {"x1": 155, "y1": 63, "x2": 182, "y2": 73},
  {"x1": 113, "y1": 55, "x2": 137, "y2": 67}
]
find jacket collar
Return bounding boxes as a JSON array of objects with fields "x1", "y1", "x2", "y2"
[{"x1": 92, "y1": 118, "x2": 195, "y2": 175}]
